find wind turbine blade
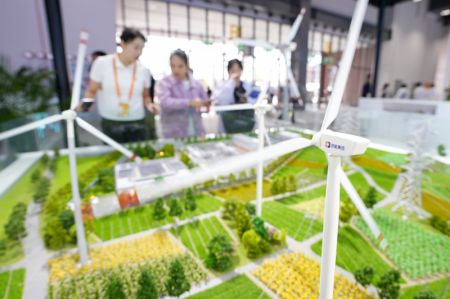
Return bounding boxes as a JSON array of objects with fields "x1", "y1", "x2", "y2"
[
  {"x1": 75, "y1": 117, "x2": 140, "y2": 162},
  {"x1": 320, "y1": 0, "x2": 369, "y2": 131},
  {"x1": 212, "y1": 103, "x2": 254, "y2": 112},
  {"x1": 0, "y1": 114, "x2": 65, "y2": 141},
  {"x1": 287, "y1": 67, "x2": 300, "y2": 98},
  {"x1": 339, "y1": 167, "x2": 387, "y2": 249},
  {"x1": 287, "y1": 9, "x2": 305, "y2": 43},
  {"x1": 136, "y1": 137, "x2": 312, "y2": 200},
  {"x1": 70, "y1": 31, "x2": 89, "y2": 110}
]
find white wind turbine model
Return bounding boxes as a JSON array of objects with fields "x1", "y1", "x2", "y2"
[
  {"x1": 211, "y1": 84, "x2": 271, "y2": 217},
  {"x1": 0, "y1": 31, "x2": 141, "y2": 265},
  {"x1": 138, "y1": 0, "x2": 382, "y2": 297},
  {"x1": 234, "y1": 8, "x2": 305, "y2": 120}
]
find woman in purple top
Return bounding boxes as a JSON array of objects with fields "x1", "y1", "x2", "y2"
[{"x1": 157, "y1": 49, "x2": 210, "y2": 139}]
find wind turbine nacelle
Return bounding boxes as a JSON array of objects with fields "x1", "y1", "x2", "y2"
[{"x1": 313, "y1": 130, "x2": 369, "y2": 156}]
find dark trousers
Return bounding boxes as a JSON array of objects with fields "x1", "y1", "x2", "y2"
[
  {"x1": 101, "y1": 117, "x2": 151, "y2": 143},
  {"x1": 220, "y1": 110, "x2": 255, "y2": 134}
]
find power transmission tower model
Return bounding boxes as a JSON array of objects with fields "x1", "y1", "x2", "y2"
[{"x1": 392, "y1": 123, "x2": 431, "y2": 220}]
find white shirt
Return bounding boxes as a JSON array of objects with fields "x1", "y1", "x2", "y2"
[
  {"x1": 212, "y1": 79, "x2": 254, "y2": 105},
  {"x1": 394, "y1": 87, "x2": 410, "y2": 99},
  {"x1": 90, "y1": 54, "x2": 150, "y2": 121},
  {"x1": 413, "y1": 86, "x2": 427, "y2": 99}
]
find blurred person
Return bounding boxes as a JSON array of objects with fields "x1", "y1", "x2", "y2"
[
  {"x1": 157, "y1": 49, "x2": 210, "y2": 139},
  {"x1": 80, "y1": 28, "x2": 158, "y2": 143},
  {"x1": 413, "y1": 82, "x2": 427, "y2": 99},
  {"x1": 361, "y1": 73, "x2": 372, "y2": 97},
  {"x1": 381, "y1": 83, "x2": 390, "y2": 98},
  {"x1": 394, "y1": 83, "x2": 410, "y2": 99},
  {"x1": 212, "y1": 59, "x2": 255, "y2": 134}
]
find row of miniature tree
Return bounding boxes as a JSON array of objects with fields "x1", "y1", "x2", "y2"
[
  {"x1": 151, "y1": 188, "x2": 197, "y2": 223},
  {"x1": 129, "y1": 143, "x2": 175, "y2": 160},
  {"x1": 354, "y1": 268, "x2": 437, "y2": 299},
  {"x1": 104, "y1": 259, "x2": 191, "y2": 299}
]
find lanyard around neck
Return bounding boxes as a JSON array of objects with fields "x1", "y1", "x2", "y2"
[{"x1": 113, "y1": 55, "x2": 137, "y2": 102}]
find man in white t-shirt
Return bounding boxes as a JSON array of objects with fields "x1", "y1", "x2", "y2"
[{"x1": 80, "y1": 28, "x2": 158, "y2": 142}]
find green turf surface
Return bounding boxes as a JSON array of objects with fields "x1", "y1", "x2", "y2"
[
  {"x1": 187, "y1": 274, "x2": 271, "y2": 299},
  {"x1": 171, "y1": 216, "x2": 231, "y2": 260},
  {"x1": 262, "y1": 201, "x2": 323, "y2": 241},
  {"x1": 424, "y1": 161, "x2": 450, "y2": 202},
  {"x1": 363, "y1": 168, "x2": 398, "y2": 193},
  {"x1": 93, "y1": 193, "x2": 222, "y2": 241},
  {"x1": 0, "y1": 241, "x2": 24, "y2": 268},
  {"x1": 0, "y1": 268, "x2": 26, "y2": 299},
  {"x1": 49, "y1": 155, "x2": 102, "y2": 194},
  {"x1": 356, "y1": 210, "x2": 450, "y2": 279},
  {"x1": 400, "y1": 278, "x2": 450, "y2": 299},
  {"x1": 271, "y1": 147, "x2": 327, "y2": 183},
  {"x1": 311, "y1": 226, "x2": 393, "y2": 282},
  {"x1": 363, "y1": 148, "x2": 407, "y2": 166}
]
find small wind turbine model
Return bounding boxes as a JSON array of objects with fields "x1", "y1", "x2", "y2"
[
  {"x1": 233, "y1": 8, "x2": 305, "y2": 120},
  {"x1": 0, "y1": 31, "x2": 140, "y2": 265}
]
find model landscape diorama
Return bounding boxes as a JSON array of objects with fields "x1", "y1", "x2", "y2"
[
  {"x1": 0, "y1": 127, "x2": 449, "y2": 299},
  {"x1": 1, "y1": 0, "x2": 449, "y2": 297}
]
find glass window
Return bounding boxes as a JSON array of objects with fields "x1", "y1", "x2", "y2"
[
  {"x1": 268, "y1": 22, "x2": 279, "y2": 45},
  {"x1": 331, "y1": 35, "x2": 340, "y2": 53},
  {"x1": 312, "y1": 31, "x2": 322, "y2": 52},
  {"x1": 241, "y1": 17, "x2": 254, "y2": 39},
  {"x1": 170, "y1": 3, "x2": 188, "y2": 37},
  {"x1": 208, "y1": 11, "x2": 223, "y2": 41},
  {"x1": 255, "y1": 19, "x2": 267, "y2": 41},
  {"x1": 148, "y1": 0, "x2": 168, "y2": 35},
  {"x1": 190, "y1": 7, "x2": 206, "y2": 39},
  {"x1": 225, "y1": 13, "x2": 239, "y2": 39},
  {"x1": 124, "y1": 0, "x2": 146, "y2": 30},
  {"x1": 322, "y1": 33, "x2": 331, "y2": 53},
  {"x1": 281, "y1": 24, "x2": 291, "y2": 44}
]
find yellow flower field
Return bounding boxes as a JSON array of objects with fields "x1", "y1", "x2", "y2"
[
  {"x1": 253, "y1": 253, "x2": 373, "y2": 299},
  {"x1": 292, "y1": 197, "x2": 325, "y2": 219},
  {"x1": 49, "y1": 231, "x2": 183, "y2": 282}
]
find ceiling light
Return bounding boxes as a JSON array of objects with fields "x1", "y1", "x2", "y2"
[{"x1": 441, "y1": 9, "x2": 450, "y2": 17}]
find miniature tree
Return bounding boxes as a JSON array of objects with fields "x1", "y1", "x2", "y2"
[
  {"x1": 105, "y1": 274, "x2": 126, "y2": 299},
  {"x1": 414, "y1": 291, "x2": 437, "y2": 299},
  {"x1": 136, "y1": 268, "x2": 158, "y2": 299},
  {"x1": 31, "y1": 169, "x2": 42, "y2": 183},
  {"x1": 53, "y1": 146, "x2": 60, "y2": 158},
  {"x1": 41, "y1": 153, "x2": 50, "y2": 166},
  {"x1": 354, "y1": 266, "x2": 374, "y2": 287},
  {"x1": 235, "y1": 204, "x2": 251, "y2": 238},
  {"x1": 377, "y1": 270, "x2": 401, "y2": 299},
  {"x1": 204, "y1": 234, "x2": 234, "y2": 271},
  {"x1": 339, "y1": 200, "x2": 357, "y2": 223},
  {"x1": 222, "y1": 199, "x2": 238, "y2": 220},
  {"x1": 239, "y1": 170, "x2": 247, "y2": 181},
  {"x1": 287, "y1": 174, "x2": 298, "y2": 192},
  {"x1": 245, "y1": 202, "x2": 256, "y2": 216},
  {"x1": 169, "y1": 198, "x2": 183, "y2": 218},
  {"x1": 250, "y1": 168, "x2": 256, "y2": 178},
  {"x1": 279, "y1": 177, "x2": 287, "y2": 194},
  {"x1": 364, "y1": 187, "x2": 377, "y2": 209},
  {"x1": 184, "y1": 188, "x2": 197, "y2": 217},
  {"x1": 153, "y1": 198, "x2": 166, "y2": 225},
  {"x1": 144, "y1": 143, "x2": 156, "y2": 159},
  {"x1": 242, "y1": 229, "x2": 261, "y2": 258},
  {"x1": 270, "y1": 179, "x2": 279, "y2": 195},
  {"x1": 437, "y1": 144, "x2": 446, "y2": 157},
  {"x1": 0, "y1": 239, "x2": 6, "y2": 256},
  {"x1": 161, "y1": 143, "x2": 175, "y2": 157},
  {"x1": 251, "y1": 217, "x2": 269, "y2": 240},
  {"x1": 228, "y1": 173, "x2": 236, "y2": 184},
  {"x1": 165, "y1": 259, "x2": 191, "y2": 297}
]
